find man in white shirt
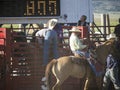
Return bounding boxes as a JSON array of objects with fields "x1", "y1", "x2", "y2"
[
  {"x1": 69, "y1": 27, "x2": 103, "y2": 77},
  {"x1": 69, "y1": 26, "x2": 88, "y2": 58},
  {"x1": 36, "y1": 19, "x2": 59, "y2": 66}
]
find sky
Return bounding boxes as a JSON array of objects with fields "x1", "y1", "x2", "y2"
[{"x1": 92, "y1": 0, "x2": 120, "y2": 13}]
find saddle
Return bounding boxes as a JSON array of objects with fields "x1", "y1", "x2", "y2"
[{"x1": 71, "y1": 56, "x2": 87, "y2": 65}]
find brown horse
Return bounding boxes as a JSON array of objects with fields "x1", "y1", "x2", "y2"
[
  {"x1": 94, "y1": 38, "x2": 119, "y2": 89},
  {"x1": 45, "y1": 55, "x2": 97, "y2": 90},
  {"x1": 45, "y1": 39, "x2": 117, "y2": 90}
]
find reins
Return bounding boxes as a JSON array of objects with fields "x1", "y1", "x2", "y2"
[
  {"x1": 89, "y1": 48, "x2": 105, "y2": 67},
  {"x1": 90, "y1": 40, "x2": 115, "y2": 67}
]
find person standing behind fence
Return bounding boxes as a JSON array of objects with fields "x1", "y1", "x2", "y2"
[
  {"x1": 102, "y1": 54, "x2": 120, "y2": 90},
  {"x1": 103, "y1": 34, "x2": 120, "y2": 90},
  {"x1": 114, "y1": 18, "x2": 120, "y2": 81},
  {"x1": 77, "y1": 15, "x2": 90, "y2": 33},
  {"x1": 36, "y1": 19, "x2": 59, "y2": 66},
  {"x1": 77, "y1": 15, "x2": 90, "y2": 45},
  {"x1": 77, "y1": 15, "x2": 89, "y2": 27}
]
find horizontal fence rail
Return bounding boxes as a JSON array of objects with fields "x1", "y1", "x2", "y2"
[{"x1": 0, "y1": 25, "x2": 116, "y2": 90}]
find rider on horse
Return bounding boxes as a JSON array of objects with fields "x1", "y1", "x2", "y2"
[
  {"x1": 69, "y1": 26, "x2": 89, "y2": 59},
  {"x1": 69, "y1": 26, "x2": 103, "y2": 77}
]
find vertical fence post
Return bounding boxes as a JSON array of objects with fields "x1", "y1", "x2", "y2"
[
  {"x1": 5, "y1": 28, "x2": 12, "y2": 90},
  {"x1": 106, "y1": 14, "x2": 111, "y2": 34}
]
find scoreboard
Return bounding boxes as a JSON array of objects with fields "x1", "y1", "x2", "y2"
[{"x1": 0, "y1": 0, "x2": 60, "y2": 17}]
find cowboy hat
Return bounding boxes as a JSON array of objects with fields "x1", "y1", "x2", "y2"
[
  {"x1": 69, "y1": 27, "x2": 81, "y2": 33},
  {"x1": 47, "y1": 19, "x2": 58, "y2": 29},
  {"x1": 106, "y1": 33, "x2": 117, "y2": 40}
]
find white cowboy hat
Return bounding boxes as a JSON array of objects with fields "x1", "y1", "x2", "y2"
[
  {"x1": 106, "y1": 33, "x2": 117, "y2": 40},
  {"x1": 69, "y1": 27, "x2": 81, "y2": 33},
  {"x1": 47, "y1": 19, "x2": 58, "y2": 29}
]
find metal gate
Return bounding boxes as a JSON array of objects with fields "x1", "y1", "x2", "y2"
[
  {"x1": 0, "y1": 28, "x2": 11, "y2": 90},
  {"x1": 0, "y1": 28, "x2": 84, "y2": 90}
]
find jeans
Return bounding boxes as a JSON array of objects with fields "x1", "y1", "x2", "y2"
[
  {"x1": 103, "y1": 67, "x2": 120, "y2": 90},
  {"x1": 43, "y1": 30, "x2": 59, "y2": 66},
  {"x1": 73, "y1": 50, "x2": 102, "y2": 76},
  {"x1": 72, "y1": 50, "x2": 88, "y2": 57}
]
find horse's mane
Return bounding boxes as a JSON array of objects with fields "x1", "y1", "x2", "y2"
[
  {"x1": 96, "y1": 39, "x2": 115, "y2": 51},
  {"x1": 103, "y1": 39, "x2": 115, "y2": 45},
  {"x1": 94, "y1": 39, "x2": 115, "y2": 65}
]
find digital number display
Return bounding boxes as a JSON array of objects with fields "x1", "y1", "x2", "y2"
[{"x1": 0, "y1": 0, "x2": 60, "y2": 17}]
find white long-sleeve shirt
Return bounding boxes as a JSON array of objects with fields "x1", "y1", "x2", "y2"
[
  {"x1": 69, "y1": 33, "x2": 87, "y2": 51},
  {"x1": 35, "y1": 28, "x2": 49, "y2": 37}
]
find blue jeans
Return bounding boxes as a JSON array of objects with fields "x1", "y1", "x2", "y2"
[
  {"x1": 72, "y1": 50, "x2": 89, "y2": 58},
  {"x1": 43, "y1": 30, "x2": 59, "y2": 66}
]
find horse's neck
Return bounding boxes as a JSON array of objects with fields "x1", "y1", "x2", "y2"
[{"x1": 95, "y1": 44, "x2": 111, "y2": 66}]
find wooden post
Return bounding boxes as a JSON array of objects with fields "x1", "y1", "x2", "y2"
[
  {"x1": 101, "y1": 14, "x2": 106, "y2": 40},
  {"x1": 106, "y1": 14, "x2": 111, "y2": 34}
]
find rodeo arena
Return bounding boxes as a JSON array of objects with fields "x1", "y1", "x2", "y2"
[{"x1": 0, "y1": 0, "x2": 120, "y2": 90}]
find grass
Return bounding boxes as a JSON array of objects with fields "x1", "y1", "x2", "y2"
[
  {"x1": 93, "y1": 13, "x2": 120, "y2": 26},
  {"x1": 93, "y1": 13, "x2": 120, "y2": 33}
]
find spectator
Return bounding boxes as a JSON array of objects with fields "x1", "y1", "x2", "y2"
[
  {"x1": 77, "y1": 15, "x2": 90, "y2": 42},
  {"x1": 102, "y1": 54, "x2": 120, "y2": 90},
  {"x1": 77, "y1": 15, "x2": 89, "y2": 26},
  {"x1": 103, "y1": 33, "x2": 120, "y2": 90}
]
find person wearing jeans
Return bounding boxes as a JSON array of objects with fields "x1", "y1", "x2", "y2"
[
  {"x1": 35, "y1": 19, "x2": 59, "y2": 66},
  {"x1": 69, "y1": 26, "x2": 103, "y2": 77},
  {"x1": 103, "y1": 54, "x2": 120, "y2": 90},
  {"x1": 43, "y1": 29, "x2": 59, "y2": 65}
]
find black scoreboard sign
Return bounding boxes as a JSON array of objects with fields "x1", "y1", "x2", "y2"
[{"x1": 0, "y1": 0, "x2": 60, "y2": 17}]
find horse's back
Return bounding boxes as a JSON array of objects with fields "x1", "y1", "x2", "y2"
[
  {"x1": 54, "y1": 56, "x2": 87, "y2": 78},
  {"x1": 57, "y1": 56, "x2": 72, "y2": 65},
  {"x1": 55, "y1": 56, "x2": 74, "y2": 72}
]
